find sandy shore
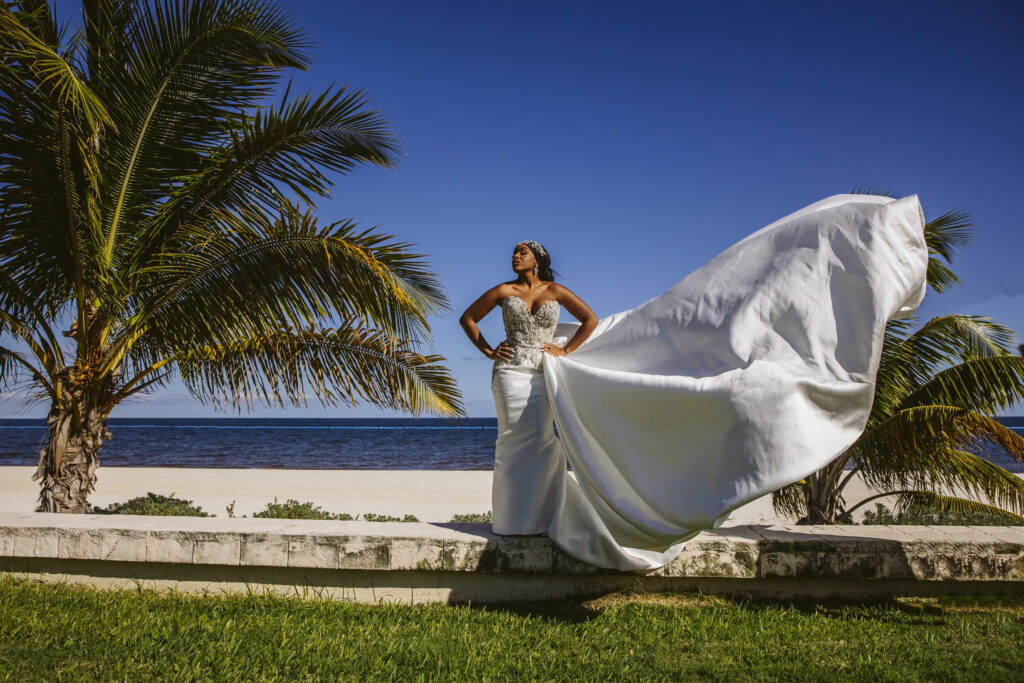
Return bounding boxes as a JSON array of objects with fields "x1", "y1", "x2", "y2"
[{"x1": 0, "y1": 466, "x2": 901, "y2": 525}]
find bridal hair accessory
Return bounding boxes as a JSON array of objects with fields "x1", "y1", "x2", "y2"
[{"x1": 518, "y1": 240, "x2": 548, "y2": 260}]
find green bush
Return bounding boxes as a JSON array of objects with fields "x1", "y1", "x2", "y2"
[
  {"x1": 242, "y1": 500, "x2": 420, "y2": 521},
  {"x1": 449, "y1": 511, "x2": 492, "y2": 523},
  {"x1": 361, "y1": 513, "x2": 419, "y2": 523},
  {"x1": 92, "y1": 492, "x2": 210, "y2": 517},
  {"x1": 251, "y1": 499, "x2": 353, "y2": 520},
  {"x1": 861, "y1": 502, "x2": 1024, "y2": 526}
]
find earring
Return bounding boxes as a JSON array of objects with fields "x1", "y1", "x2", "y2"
[{"x1": 533, "y1": 266, "x2": 538, "y2": 274}]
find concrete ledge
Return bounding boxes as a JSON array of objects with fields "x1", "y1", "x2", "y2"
[{"x1": 2, "y1": 513, "x2": 1023, "y2": 603}]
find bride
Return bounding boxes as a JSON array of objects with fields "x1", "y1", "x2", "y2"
[
  {"x1": 460, "y1": 194, "x2": 929, "y2": 571},
  {"x1": 460, "y1": 240, "x2": 599, "y2": 535}
]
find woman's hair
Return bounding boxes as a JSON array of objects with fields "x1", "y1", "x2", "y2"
[{"x1": 519, "y1": 241, "x2": 555, "y2": 282}]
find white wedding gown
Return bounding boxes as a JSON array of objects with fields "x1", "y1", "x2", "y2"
[{"x1": 490, "y1": 194, "x2": 929, "y2": 571}]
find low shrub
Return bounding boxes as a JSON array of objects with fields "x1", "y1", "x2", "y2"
[
  {"x1": 251, "y1": 499, "x2": 353, "y2": 520},
  {"x1": 361, "y1": 513, "x2": 419, "y2": 523},
  {"x1": 92, "y1": 492, "x2": 210, "y2": 517},
  {"x1": 449, "y1": 511, "x2": 492, "y2": 523}
]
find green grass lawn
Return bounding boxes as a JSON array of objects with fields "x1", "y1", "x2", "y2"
[{"x1": 2, "y1": 577, "x2": 1022, "y2": 681}]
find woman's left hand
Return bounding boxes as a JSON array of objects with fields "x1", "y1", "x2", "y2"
[{"x1": 542, "y1": 343, "x2": 567, "y2": 357}]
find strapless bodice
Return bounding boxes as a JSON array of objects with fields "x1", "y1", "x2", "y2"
[{"x1": 494, "y1": 296, "x2": 560, "y2": 372}]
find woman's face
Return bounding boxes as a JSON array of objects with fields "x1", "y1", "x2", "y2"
[{"x1": 512, "y1": 244, "x2": 536, "y2": 273}]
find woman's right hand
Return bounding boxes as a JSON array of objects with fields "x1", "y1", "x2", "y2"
[{"x1": 487, "y1": 341, "x2": 514, "y2": 361}]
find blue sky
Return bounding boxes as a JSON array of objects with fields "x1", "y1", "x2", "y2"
[{"x1": 3, "y1": 0, "x2": 1023, "y2": 417}]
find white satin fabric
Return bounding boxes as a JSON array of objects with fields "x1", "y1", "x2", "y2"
[
  {"x1": 491, "y1": 367, "x2": 564, "y2": 534},
  {"x1": 498, "y1": 194, "x2": 928, "y2": 571}
]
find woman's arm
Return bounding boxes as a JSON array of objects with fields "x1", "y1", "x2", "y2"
[
  {"x1": 543, "y1": 285, "x2": 598, "y2": 356},
  {"x1": 460, "y1": 285, "x2": 514, "y2": 361}
]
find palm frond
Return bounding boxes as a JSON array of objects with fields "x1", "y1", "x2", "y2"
[
  {"x1": 0, "y1": 269, "x2": 66, "y2": 367},
  {"x1": 913, "y1": 315, "x2": 1016, "y2": 361},
  {"x1": 128, "y1": 84, "x2": 401, "y2": 276},
  {"x1": 174, "y1": 323, "x2": 464, "y2": 416},
  {"x1": 0, "y1": 3, "x2": 112, "y2": 129},
  {"x1": 83, "y1": 0, "x2": 137, "y2": 102},
  {"x1": 111, "y1": 201, "x2": 447, "y2": 379},
  {"x1": 852, "y1": 448, "x2": 1024, "y2": 518},
  {"x1": 924, "y1": 209, "x2": 973, "y2": 263},
  {"x1": 867, "y1": 318, "x2": 919, "y2": 427},
  {"x1": 0, "y1": 343, "x2": 55, "y2": 399},
  {"x1": 868, "y1": 316, "x2": 1017, "y2": 427},
  {"x1": 0, "y1": 308, "x2": 60, "y2": 379},
  {"x1": 923, "y1": 209, "x2": 973, "y2": 293},
  {"x1": 925, "y1": 259, "x2": 960, "y2": 295},
  {"x1": 900, "y1": 356, "x2": 1024, "y2": 415},
  {"x1": 97, "y1": 0, "x2": 312, "y2": 264},
  {"x1": 227, "y1": 85, "x2": 402, "y2": 206},
  {"x1": 851, "y1": 405, "x2": 1024, "y2": 489},
  {"x1": 0, "y1": 6, "x2": 100, "y2": 317},
  {"x1": 894, "y1": 491, "x2": 1024, "y2": 522},
  {"x1": 851, "y1": 185, "x2": 899, "y2": 198},
  {"x1": 771, "y1": 481, "x2": 808, "y2": 518}
]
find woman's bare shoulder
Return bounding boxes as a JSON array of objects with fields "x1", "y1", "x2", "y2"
[
  {"x1": 548, "y1": 282, "x2": 575, "y2": 297},
  {"x1": 480, "y1": 282, "x2": 518, "y2": 301}
]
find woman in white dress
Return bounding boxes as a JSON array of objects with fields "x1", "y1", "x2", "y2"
[
  {"x1": 461, "y1": 195, "x2": 929, "y2": 571},
  {"x1": 459, "y1": 241, "x2": 598, "y2": 535}
]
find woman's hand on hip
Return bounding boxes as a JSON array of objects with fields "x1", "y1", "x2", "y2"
[
  {"x1": 542, "y1": 343, "x2": 567, "y2": 357},
  {"x1": 487, "y1": 342, "x2": 515, "y2": 361}
]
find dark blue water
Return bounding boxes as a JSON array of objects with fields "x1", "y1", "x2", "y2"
[
  {"x1": 0, "y1": 418, "x2": 499, "y2": 469},
  {"x1": 1, "y1": 417, "x2": 1021, "y2": 472}
]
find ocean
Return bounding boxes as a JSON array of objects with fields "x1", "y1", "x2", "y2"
[{"x1": 1, "y1": 417, "x2": 1022, "y2": 472}]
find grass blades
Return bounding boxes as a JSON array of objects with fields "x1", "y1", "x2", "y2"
[{"x1": 1, "y1": 577, "x2": 1022, "y2": 681}]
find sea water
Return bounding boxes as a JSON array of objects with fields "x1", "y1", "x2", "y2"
[
  {"x1": 0, "y1": 418, "x2": 498, "y2": 469},
  {"x1": 0, "y1": 417, "x2": 1021, "y2": 472}
]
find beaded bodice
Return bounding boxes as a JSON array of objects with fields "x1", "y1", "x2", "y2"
[{"x1": 495, "y1": 295, "x2": 560, "y2": 371}]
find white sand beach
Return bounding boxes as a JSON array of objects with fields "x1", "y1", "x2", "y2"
[{"x1": 0, "y1": 466, "x2": 898, "y2": 525}]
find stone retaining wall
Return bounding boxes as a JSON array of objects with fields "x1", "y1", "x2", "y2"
[{"x1": 2, "y1": 513, "x2": 1022, "y2": 603}]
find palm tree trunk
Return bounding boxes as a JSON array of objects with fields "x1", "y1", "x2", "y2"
[
  {"x1": 33, "y1": 400, "x2": 107, "y2": 513},
  {"x1": 805, "y1": 462, "x2": 846, "y2": 524}
]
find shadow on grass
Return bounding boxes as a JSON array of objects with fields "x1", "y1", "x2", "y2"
[
  {"x1": 460, "y1": 590, "x2": 1024, "y2": 626},
  {"x1": 461, "y1": 597, "x2": 605, "y2": 624}
]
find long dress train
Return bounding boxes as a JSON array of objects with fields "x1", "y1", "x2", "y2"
[
  {"x1": 490, "y1": 194, "x2": 928, "y2": 571},
  {"x1": 545, "y1": 194, "x2": 928, "y2": 570}
]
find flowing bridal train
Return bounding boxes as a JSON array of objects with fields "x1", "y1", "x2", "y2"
[{"x1": 488, "y1": 194, "x2": 928, "y2": 571}]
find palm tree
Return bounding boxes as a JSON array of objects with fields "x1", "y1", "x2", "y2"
[
  {"x1": 772, "y1": 194, "x2": 1024, "y2": 523},
  {"x1": 0, "y1": 0, "x2": 463, "y2": 513}
]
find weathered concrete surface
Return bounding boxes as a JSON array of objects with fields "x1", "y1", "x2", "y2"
[{"x1": 2, "y1": 513, "x2": 1022, "y2": 603}]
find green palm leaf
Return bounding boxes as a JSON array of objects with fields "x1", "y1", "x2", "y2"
[
  {"x1": 850, "y1": 405, "x2": 1024, "y2": 491},
  {"x1": 770, "y1": 480, "x2": 808, "y2": 519},
  {"x1": 0, "y1": 3, "x2": 112, "y2": 129},
  {"x1": 172, "y1": 324, "x2": 464, "y2": 416},
  {"x1": 0, "y1": 8, "x2": 100, "y2": 315},
  {"x1": 112, "y1": 201, "x2": 446, "y2": 379},
  {"x1": 923, "y1": 209, "x2": 973, "y2": 293},
  {"x1": 893, "y1": 491, "x2": 1024, "y2": 522},
  {"x1": 851, "y1": 185, "x2": 899, "y2": 198},
  {"x1": 96, "y1": 0, "x2": 312, "y2": 265},
  {"x1": 867, "y1": 316, "x2": 1015, "y2": 427},
  {"x1": 901, "y1": 356, "x2": 1024, "y2": 415},
  {"x1": 126, "y1": 84, "x2": 401, "y2": 277}
]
